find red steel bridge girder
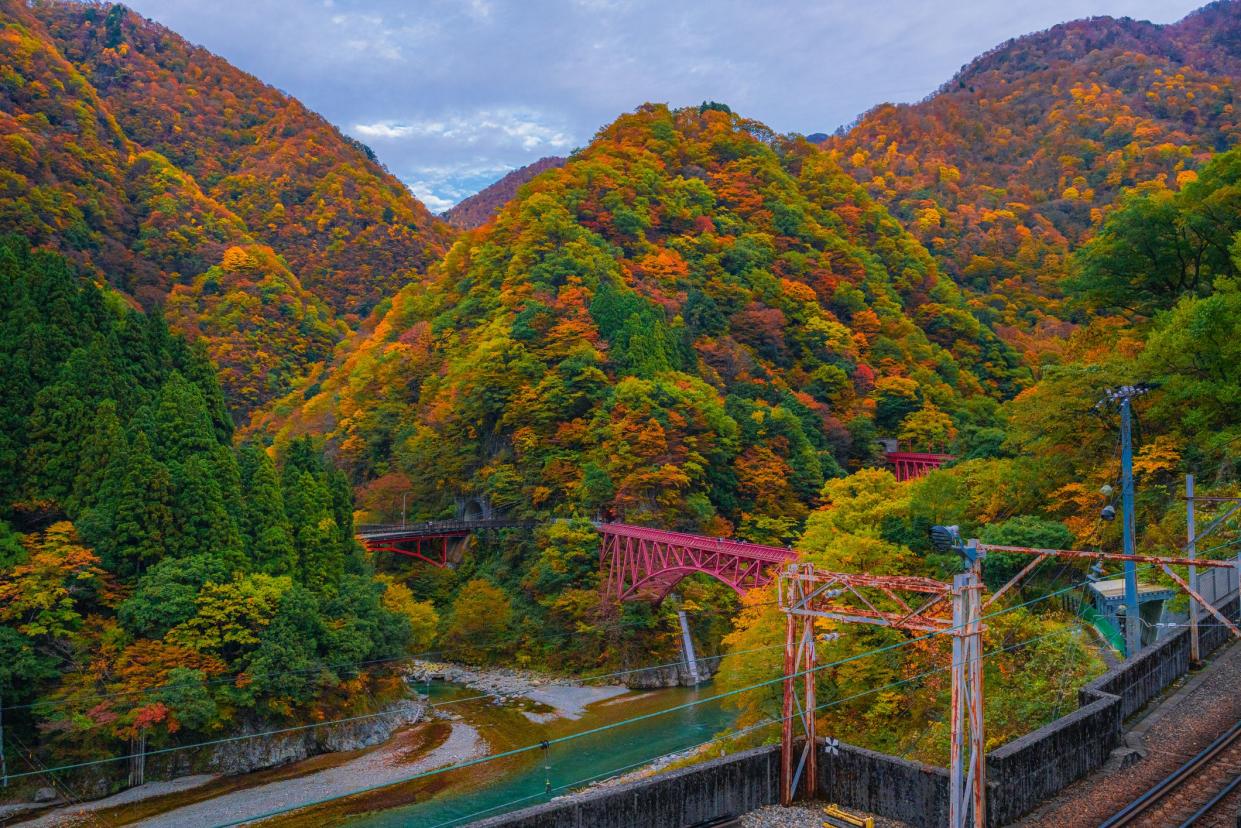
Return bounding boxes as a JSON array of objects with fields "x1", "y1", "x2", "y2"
[
  {"x1": 886, "y1": 451, "x2": 954, "y2": 482},
  {"x1": 361, "y1": 533, "x2": 468, "y2": 567},
  {"x1": 599, "y1": 523, "x2": 797, "y2": 603}
]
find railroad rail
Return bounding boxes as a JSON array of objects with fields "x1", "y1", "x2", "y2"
[{"x1": 1099, "y1": 719, "x2": 1241, "y2": 827}]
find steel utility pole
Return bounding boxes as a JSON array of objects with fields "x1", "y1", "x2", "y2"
[
  {"x1": 1120, "y1": 393, "x2": 1140, "y2": 656},
  {"x1": 951, "y1": 544, "x2": 986, "y2": 828},
  {"x1": 1188, "y1": 474, "x2": 1200, "y2": 664},
  {"x1": 1104, "y1": 385, "x2": 1149, "y2": 656}
]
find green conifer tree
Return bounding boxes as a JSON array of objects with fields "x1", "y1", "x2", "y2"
[
  {"x1": 71, "y1": 399, "x2": 127, "y2": 513},
  {"x1": 239, "y1": 444, "x2": 296, "y2": 575},
  {"x1": 108, "y1": 432, "x2": 175, "y2": 578},
  {"x1": 153, "y1": 372, "x2": 216, "y2": 465}
]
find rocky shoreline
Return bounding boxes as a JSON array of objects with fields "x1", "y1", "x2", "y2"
[
  {"x1": 406, "y1": 653, "x2": 717, "y2": 697},
  {"x1": 0, "y1": 698, "x2": 427, "y2": 818}
]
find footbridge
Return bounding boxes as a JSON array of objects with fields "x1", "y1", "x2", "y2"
[{"x1": 358, "y1": 519, "x2": 798, "y2": 601}]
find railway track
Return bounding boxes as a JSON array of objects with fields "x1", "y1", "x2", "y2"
[{"x1": 1099, "y1": 719, "x2": 1241, "y2": 827}]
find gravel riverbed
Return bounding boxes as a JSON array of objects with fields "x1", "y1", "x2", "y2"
[{"x1": 409, "y1": 659, "x2": 628, "y2": 718}]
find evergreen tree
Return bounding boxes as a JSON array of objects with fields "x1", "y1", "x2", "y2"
[
  {"x1": 285, "y1": 470, "x2": 343, "y2": 597},
  {"x1": 175, "y1": 338, "x2": 233, "y2": 442},
  {"x1": 171, "y1": 456, "x2": 242, "y2": 565},
  {"x1": 24, "y1": 382, "x2": 89, "y2": 504},
  {"x1": 153, "y1": 372, "x2": 216, "y2": 465},
  {"x1": 239, "y1": 444, "x2": 296, "y2": 575},
  {"x1": 108, "y1": 432, "x2": 175, "y2": 578},
  {"x1": 71, "y1": 399, "x2": 126, "y2": 513}
]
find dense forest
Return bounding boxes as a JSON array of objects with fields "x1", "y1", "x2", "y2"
[
  {"x1": 0, "y1": 235, "x2": 434, "y2": 781},
  {"x1": 6, "y1": 0, "x2": 1241, "y2": 793},
  {"x1": 713, "y1": 135, "x2": 1241, "y2": 763},
  {"x1": 0, "y1": 0, "x2": 451, "y2": 411},
  {"x1": 827, "y1": 1, "x2": 1241, "y2": 361}
]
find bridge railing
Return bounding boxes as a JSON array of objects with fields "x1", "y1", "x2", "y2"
[
  {"x1": 357, "y1": 518, "x2": 535, "y2": 540},
  {"x1": 596, "y1": 522, "x2": 798, "y2": 564}
]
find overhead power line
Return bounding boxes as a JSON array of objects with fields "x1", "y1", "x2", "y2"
[{"x1": 206, "y1": 579, "x2": 1094, "y2": 827}]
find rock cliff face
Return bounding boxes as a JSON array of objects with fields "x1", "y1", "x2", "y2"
[
  {"x1": 149, "y1": 699, "x2": 425, "y2": 779},
  {"x1": 623, "y1": 657, "x2": 718, "y2": 689}
]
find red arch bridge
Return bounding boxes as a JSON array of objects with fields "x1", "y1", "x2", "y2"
[{"x1": 357, "y1": 520, "x2": 798, "y2": 602}]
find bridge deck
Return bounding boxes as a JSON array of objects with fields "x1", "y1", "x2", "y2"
[
  {"x1": 356, "y1": 518, "x2": 534, "y2": 542},
  {"x1": 596, "y1": 522, "x2": 797, "y2": 563}
]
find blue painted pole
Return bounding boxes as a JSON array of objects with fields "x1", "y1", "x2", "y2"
[{"x1": 1121, "y1": 396, "x2": 1141, "y2": 656}]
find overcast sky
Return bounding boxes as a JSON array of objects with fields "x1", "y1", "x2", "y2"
[{"x1": 122, "y1": 0, "x2": 1205, "y2": 212}]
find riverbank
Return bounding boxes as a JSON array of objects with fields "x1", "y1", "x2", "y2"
[
  {"x1": 7, "y1": 665, "x2": 733, "y2": 828},
  {"x1": 16, "y1": 719, "x2": 483, "y2": 828},
  {"x1": 408, "y1": 660, "x2": 630, "y2": 718}
]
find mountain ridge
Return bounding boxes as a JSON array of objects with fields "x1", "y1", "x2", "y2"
[
  {"x1": 825, "y1": 0, "x2": 1241, "y2": 359},
  {"x1": 442, "y1": 156, "x2": 568, "y2": 230},
  {"x1": 0, "y1": 0, "x2": 454, "y2": 411}
]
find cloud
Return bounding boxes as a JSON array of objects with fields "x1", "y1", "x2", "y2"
[
  {"x1": 400, "y1": 160, "x2": 522, "y2": 212},
  {"x1": 354, "y1": 108, "x2": 573, "y2": 152},
  {"x1": 126, "y1": 0, "x2": 1209, "y2": 212}
]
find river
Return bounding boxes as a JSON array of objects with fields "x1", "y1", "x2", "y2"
[
  {"x1": 273, "y1": 680, "x2": 737, "y2": 828},
  {"x1": 46, "y1": 678, "x2": 740, "y2": 827}
]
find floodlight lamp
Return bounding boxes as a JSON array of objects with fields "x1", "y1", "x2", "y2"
[{"x1": 929, "y1": 524, "x2": 961, "y2": 553}]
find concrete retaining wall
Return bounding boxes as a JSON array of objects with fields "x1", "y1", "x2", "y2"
[
  {"x1": 819, "y1": 742, "x2": 949, "y2": 828},
  {"x1": 470, "y1": 744, "x2": 780, "y2": 828},
  {"x1": 986, "y1": 595, "x2": 1240, "y2": 825}
]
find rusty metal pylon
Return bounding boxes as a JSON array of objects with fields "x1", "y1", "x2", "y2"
[{"x1": 778, "y1": 556, "x2": 986, "y2": 828}]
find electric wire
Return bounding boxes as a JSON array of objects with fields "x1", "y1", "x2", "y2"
[
  {"x1": 203, "y1": 579, "x2": 1093, "y2": 827},
  {"x1": 2, "y1": 643, "x2": 777, "y2": 781},
  {"x1": 421, "y1": 623, "x2": 1089, "y2": 828},
  {"x1": 3, "y1": 609, "x2": 785, "y2": 716},
  {"x1": 6, "y1": 553, "x2": 1150, "y2": 785}
]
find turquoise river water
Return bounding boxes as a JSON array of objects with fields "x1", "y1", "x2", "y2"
[{"x1": 344, "y1": 681, "x2": 737, "y2": 828}]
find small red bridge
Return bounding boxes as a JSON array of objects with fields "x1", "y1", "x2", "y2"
[
  {"x1": 885, "y1": 451, "x2": 954, "y2": 481},
  {"x1": 598, "y1": 523, "x2": 798, "y2": 603},
  {"x1": 357, "y1": 519, "x2": 533, "y2": 567}
]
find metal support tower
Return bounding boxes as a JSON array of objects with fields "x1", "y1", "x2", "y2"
[
  {"x1": 779, "y1": 563, "x2": 818, "y2": 805},
  {"x1": 778, "y1": 561, "x2": 984, "y2": 827},
  {"x1": 949, "y1": 550, "x2": 985, "y2": 828},
  {"x1": 1187, "y1": 474, "x2": 1199, "y2": 664}
]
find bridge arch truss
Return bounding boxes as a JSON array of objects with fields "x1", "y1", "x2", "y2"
[{"x1": 599, "y1": 523, "x2": 797, "y2": 603}]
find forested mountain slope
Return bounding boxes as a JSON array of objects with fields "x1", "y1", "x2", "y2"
[
  {"x1": 35, "y1": 0, "x2": 453, "y2": 320},
  {"x1": 0, "y1": 235, "x2": 430, "y2": 781},
  {"x1": 0, "y1": 0, "x2": 452, "y2": 410},
  {"x1": 443, "y1": 156, "x2": 567, "y2": 229},
  {"x1": 827, "y1": 1, "x2": 1241, "y2": 354},
  {"x1": 259, "y1": 104, "x2": 1024, "y2": 541}
]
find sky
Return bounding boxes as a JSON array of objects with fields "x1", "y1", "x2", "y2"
[{"x1": 122, "y1": 0, "x2": 1206, "y2": 213}]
